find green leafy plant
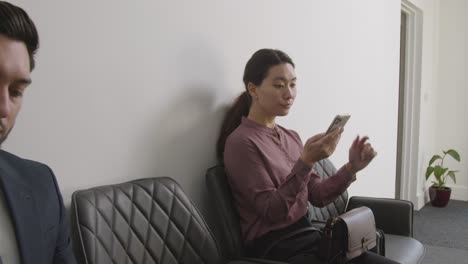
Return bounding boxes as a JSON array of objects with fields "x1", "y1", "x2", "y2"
[{"x1": 425, "y1": 149, "x2": 461, "y2": 189}]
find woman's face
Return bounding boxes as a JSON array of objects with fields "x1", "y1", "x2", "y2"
[{"x1": 248, "y1": 63, "x2": 297, "y2": 117}]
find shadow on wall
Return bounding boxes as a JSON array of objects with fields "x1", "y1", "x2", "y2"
[
  {"x1": 129, "y1": 89, "x2": 227, "y2": 215},
  {"x1": 127, "y1": 35, "x2": 232, "y2": 218}
]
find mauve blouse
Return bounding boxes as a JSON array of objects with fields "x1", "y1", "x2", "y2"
[{"x1": 224, "y1": 117, "x2": 355, "y2": 242}]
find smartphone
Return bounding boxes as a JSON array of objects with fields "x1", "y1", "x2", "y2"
[{"x1": 326, "y1": 114, "x2": 351, "y2": 134}]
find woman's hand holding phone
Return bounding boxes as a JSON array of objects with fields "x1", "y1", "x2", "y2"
[
  {"x1": 301, "y1": 127, "x2": 344, "y2": 166},
  {"x1": 300, "y1": 113, "x2": 376, "y2": 174}
]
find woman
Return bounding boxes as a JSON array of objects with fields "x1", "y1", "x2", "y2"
[{"x1": 217, "y1": 49, "x2": 398, "y2": 264}]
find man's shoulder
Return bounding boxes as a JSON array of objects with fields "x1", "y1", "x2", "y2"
[
  {"x1": 0, "y1": 149, "x2": 49, "y2": 172},
  {"x1": 0, "y1": 150, "x2": 58, "y2": 196}
]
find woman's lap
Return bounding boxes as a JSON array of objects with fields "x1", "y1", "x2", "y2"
[
  {"x1": 257, "y1": 234, "x2": 400, "y2": 264},
  {"x1": 247, "y1": 217, "x2": 400, "y2": 264},
  {"x1": 351, "y1": 251, "x2": 400, "y2": 264}
]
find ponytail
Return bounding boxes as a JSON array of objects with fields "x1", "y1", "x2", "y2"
[
  {"x1": 216, "y1": 91, "x2": 251, "y2": 160},
  {"x1": 216, "y1": 48, "x2": 294, "y2": 161}
]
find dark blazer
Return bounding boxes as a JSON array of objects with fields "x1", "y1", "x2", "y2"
[{"x1": 0, "y1": 150, "x2": 76, "y2": 264}]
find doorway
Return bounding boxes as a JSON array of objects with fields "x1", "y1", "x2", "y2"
[{"x1": 397, "y1": 1, "x2": 423, "y2": 206}]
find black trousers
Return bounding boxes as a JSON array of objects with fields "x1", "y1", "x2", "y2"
[{"x1": 246, "y1": 217, "x2": 400, "y2": 264}]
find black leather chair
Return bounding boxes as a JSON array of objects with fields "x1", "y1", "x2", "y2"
[
  {"x1": 206, "y1": 160, "x2": 425, "y2": 264},
  {"x1": 71, "y1": 177, "x2": 283, "y2": 264}
]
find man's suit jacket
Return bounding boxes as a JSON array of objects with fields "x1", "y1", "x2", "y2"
[{"x1": 0, "y1": 150, "x2": 76, "y2": 264}]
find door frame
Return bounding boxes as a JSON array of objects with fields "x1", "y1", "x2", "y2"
[{"x1": 398, "y1": 0, "x2": 423, "y2": 207}]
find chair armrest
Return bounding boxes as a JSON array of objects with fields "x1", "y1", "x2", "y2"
[{"x1": 346, "y1": 196, "x2": 414, "y2": 237}]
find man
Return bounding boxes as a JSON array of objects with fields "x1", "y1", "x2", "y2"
[{"x1": 0, "y1": 2, "x2": 76, "y2": 263}]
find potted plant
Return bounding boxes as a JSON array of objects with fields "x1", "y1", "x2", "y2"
[{"x1": 425, "y1": 149, "x2": 461, "y2": 207}]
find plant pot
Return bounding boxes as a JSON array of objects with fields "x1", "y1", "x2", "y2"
[{"x1": 429, "y1": 186, "x2": 451, "y2": 207}]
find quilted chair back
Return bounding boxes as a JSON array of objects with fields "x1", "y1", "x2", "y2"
[
  {"x1": 71, "y1": 177, "x2": 223, "y2": 264},
  {"x1": 205, "y1": 158, "x2": 348, "y2": 259},
  {"x1": 307, "y1": 159, "x2": 348, "y2": 221}
]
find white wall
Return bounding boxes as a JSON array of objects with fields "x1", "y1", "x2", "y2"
[
  {"x1": 436, "y1": 0, "x2": 468, "y2": 201},
  {"x1": 5, "y1": 0, "x2": 401, "y2": 217}
]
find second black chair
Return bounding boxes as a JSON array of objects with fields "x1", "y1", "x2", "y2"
[{"x1": 205, "y1": 159, "x2": 425, "y2": 264}]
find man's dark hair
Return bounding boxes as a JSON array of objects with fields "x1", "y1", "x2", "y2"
[{"x1": 0, "y1": 1, "x2": 39, "y2": 71}]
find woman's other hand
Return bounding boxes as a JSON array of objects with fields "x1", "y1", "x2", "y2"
[
  {"x1": 300, "y1": 128, "x2": 343, "y2": 166},
  {"x1": 346, "y1": 135, "x2": 377, "y2": 174}
]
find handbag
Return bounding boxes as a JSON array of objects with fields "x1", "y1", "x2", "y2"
[{"x1": 319, "y1": 206, "x2": 377, "y2": 264}]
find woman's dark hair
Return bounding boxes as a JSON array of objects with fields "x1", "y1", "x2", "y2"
[
  {"x1": 216, "y1": 49, "x2": 295, "y2": 160},
  {"x1": 0, "y1": 1, "x2": 39, "y2": 71}
]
